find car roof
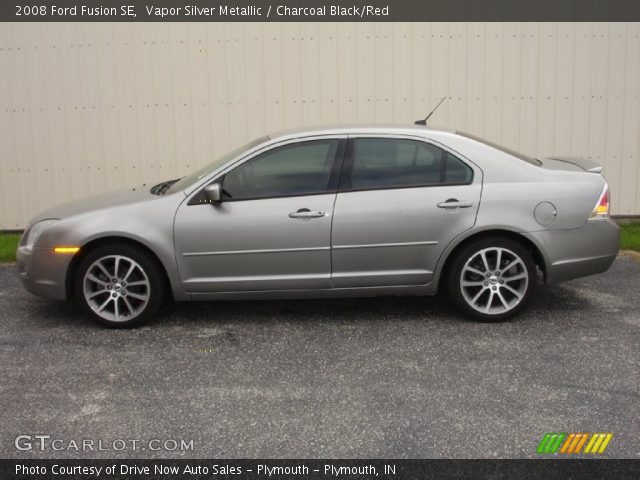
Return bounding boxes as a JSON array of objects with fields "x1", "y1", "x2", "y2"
[{"x1": 268, "y1": 123, "x2": 456, "y2": 141}]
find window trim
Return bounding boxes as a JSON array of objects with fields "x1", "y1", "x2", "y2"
[
  {"x1": 338, "y1": 135, "x2": 475, "y2": 194},
  {"x1": 188, "y1": 136, "x2": 347, "y2": 205}
]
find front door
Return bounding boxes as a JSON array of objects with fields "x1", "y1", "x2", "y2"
[
  {"x1": 331, "y1": 136, "x2": 482, "y2": 288},
  {"x1": 174, "y1": 137, "x2": 344, "y2": 293}
]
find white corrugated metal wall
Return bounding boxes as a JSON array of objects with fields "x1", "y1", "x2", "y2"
[{"x1": 1, "y1": 22, "x2": 639, "y2": 229}]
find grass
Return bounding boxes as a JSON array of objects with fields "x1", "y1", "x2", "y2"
[
  {"x1": 620, "y1": 222, "x2": 640, "y2": 252},
  {"x1": 0, "y1": 233, "x2": 21, "y2": 263},
  {"x1": 0, "y1": 223, "x2": 639, "y2": 264}
]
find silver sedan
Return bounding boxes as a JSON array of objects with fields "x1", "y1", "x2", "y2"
[{"x1": 16, "y1": 125, "x2": 620, "y2": 327}]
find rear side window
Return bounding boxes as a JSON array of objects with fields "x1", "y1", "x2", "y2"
[
  {"x1": 445, "y1": 152, "x2": 473, "y2": 184},
  {"x1": 222, "y1": 139, "x2": 339, "y2": 200},
  {"x1": 347, "y1": 138, "x2": 473, "y2": 190}
]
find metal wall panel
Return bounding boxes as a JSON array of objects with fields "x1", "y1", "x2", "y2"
[{"x1": 1, "y1": 22, "x2": 639, "y2": 228}]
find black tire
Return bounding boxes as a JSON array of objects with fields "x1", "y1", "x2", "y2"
[
  {"x1": 74, "y1": 243, "x2": 166, "y2": 328},
  {"x1": 446, "y1": 236, "x2": 536, "y2": 322}
]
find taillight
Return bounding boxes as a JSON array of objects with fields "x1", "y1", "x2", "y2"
[{"x1": 591, "y1": 184, "x2": 610, "y2": 218}]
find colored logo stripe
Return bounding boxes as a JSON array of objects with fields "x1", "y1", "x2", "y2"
[
  {"x1": 560, "y1": 433, "x2": 589, "y2": 453},
  {"x1": 538, "y1": 432, "x2": 613, "y2": 454},
  {"x1": 537, "y1": 433, "x2": 566, "y2": 454},
  {"x1": 584, "y1": 433, "x2": 613, "y2": 454}
]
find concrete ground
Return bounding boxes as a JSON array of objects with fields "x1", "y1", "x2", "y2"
[{"x1": 0, "y1": 255, "x2": 638, "y2": 459}]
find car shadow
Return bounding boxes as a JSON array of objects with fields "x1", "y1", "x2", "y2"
[
  {"x1": 157, "y1": 281, "x2": 598, "y2": 328},
  {"x1": 158, "y1": 293, "x2": 461, "y2": 326},
  {"x1": 24, "y1": 280, "x2": 595, "y2": 331}
]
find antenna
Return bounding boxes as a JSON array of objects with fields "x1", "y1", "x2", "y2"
[{"x1": 414, "y1": 96, "x2": 447, "y2": 126}]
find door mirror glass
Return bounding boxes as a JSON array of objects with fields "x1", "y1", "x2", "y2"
[{"x1": 204, "y1": 183, "x2": 222, "y2": 203}]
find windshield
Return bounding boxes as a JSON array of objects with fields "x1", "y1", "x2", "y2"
[
  {"x1": 457, "y1": 131, "x2": 542, "y2": 166},
  {"x1": 166, "y1": 136, "x2": 269, "y2": 194}
]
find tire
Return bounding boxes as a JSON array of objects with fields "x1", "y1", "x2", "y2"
[
  {"x1": 446, "y1": 236, "x2": 536, "y2": 322},
  {"x1": 74, "y1": 243, "x2": 166, "y2": 328}
]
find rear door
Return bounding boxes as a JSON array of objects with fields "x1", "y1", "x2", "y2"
[{"x1": 330, "y1": 135, "x2": 482, "y2": 288}]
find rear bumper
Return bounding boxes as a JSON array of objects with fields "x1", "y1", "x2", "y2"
[
  {"x1": 16, "y1": 246, "x2": 73, "y2": 300},
  {"x1": 546, "y1": 253, "x2": 617, "y2": 283},
  {"x1": 528, "y1": 218, "x2": 620, "y2": 283}
]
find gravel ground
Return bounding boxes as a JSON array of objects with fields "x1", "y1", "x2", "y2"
[{"x1": 0, "y1": 255, "x2": 638, "y2": 459}]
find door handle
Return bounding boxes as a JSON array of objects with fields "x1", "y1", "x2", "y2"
[
  {"x1": 288, "y1": 209, "x2": 326, "y2": 219},
  {"x1": 437, "y1": 199, "x2": 473, "y2": 209}
]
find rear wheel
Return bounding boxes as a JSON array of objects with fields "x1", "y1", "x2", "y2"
[
  {"x1": 75, "y1": 244, "x2": 165, "y2": 327},
  {"x1": 447, "y1": 237, "x2": 536, "y2": 322}
]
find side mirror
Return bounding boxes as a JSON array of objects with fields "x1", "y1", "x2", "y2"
[{"x1": 204, "y1": 183, "x2": 222, "y2": 204}]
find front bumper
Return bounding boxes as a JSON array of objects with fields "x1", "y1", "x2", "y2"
[
  {"x1": 528, "y1": 218, "x2": 620, "y2": 284},
  {"x1": 16, "y1": 245, "x2": 74, "y2": 300}
]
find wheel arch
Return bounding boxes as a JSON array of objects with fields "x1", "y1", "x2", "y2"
[
  {"x1": 434, "y1": 228, "x2": 547, "y2": 292},
  {"x1": 65, "y1": 236, "x2": 174, "y2": 301}
]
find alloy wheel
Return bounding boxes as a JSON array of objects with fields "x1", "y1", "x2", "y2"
[
  {"x1": 459, "y1": 247, "x2": 529, "y2": 315},
  {"x1": 82, "y1": 255, "x2": 151, "y2": 322}
]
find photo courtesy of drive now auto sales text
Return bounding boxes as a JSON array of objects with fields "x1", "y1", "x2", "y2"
[
  {"x1": 15, "y1": 463, "x2": 241, "y2": 477},
  {"x1": 15, "y1": 462, "x2": 384, "y2": 477}
]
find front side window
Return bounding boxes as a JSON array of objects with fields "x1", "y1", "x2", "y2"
[
  {"x1": 348, "y1": 138, "x2": 473, "y2": 190},
  {"x1": 222, "y1": 139, "x2": 339, "y2": 200},
  {"x1": 167, "y1": 136, "x2": 269, "y2": 195}
]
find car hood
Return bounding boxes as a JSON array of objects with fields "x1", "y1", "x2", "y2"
[{"x1": 30, "y1": 186, "x2": 157, "y2": 224}]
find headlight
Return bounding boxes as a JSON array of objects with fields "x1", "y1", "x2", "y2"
[{"x1": 21, "y1": 219, "x2": 59, "y2": 251}]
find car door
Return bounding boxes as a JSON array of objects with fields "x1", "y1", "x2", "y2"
[
  {"x1": 174, "y1": 137, "x2": 345, "y2": 293},
  {"x1": 331, "y1": 135, "x2": 482, "y2": 288}
]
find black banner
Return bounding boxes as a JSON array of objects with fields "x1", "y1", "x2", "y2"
[
  {"x1": 3, "y1": 0, "x2": 640, "y2": 22},
  {"x1": 2, "y1": 459, "x2": 640, "y2": 480}
]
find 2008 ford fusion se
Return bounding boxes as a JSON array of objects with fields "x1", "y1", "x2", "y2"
[{"x1": 17, "y1": 125, "x2": 620, "y2": 327}]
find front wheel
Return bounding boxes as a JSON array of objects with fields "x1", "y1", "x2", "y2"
[
  {"x1": 447, "y1": 237, "x2": 536, "y2": 322},
  {"x1": 75, "y1": 244, "x2": 165, "y2": 327}
]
